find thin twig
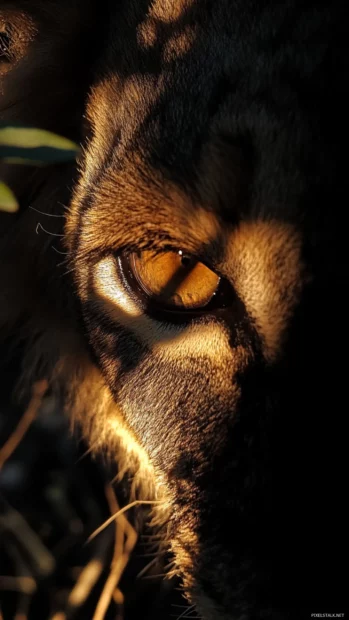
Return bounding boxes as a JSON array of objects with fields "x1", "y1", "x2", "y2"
[{"x1": 0, "y1": 380, "x2": 48, "y2": 471}]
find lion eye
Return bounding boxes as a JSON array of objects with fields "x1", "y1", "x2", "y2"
[
  {"x1": 125, "y1": 250, "x2": 220, "y2": 311},
  {"x1": 0, "y1": 31, "x2": 11, "y2": 62}
]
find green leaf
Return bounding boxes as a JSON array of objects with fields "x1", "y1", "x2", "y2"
[
  {"x1": 0, "y1": 125, "x2": 79, "y2": 152},
  {"x1": 1, "y1": 157, "x2": 45, "y2": 166},
  {"x1": 0, "y1": 182, "x2": 18, "y2": 212}
]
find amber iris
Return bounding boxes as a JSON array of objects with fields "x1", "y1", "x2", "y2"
[{"x1": 129, "y1": 250, "x2": 220, "y2": 310}]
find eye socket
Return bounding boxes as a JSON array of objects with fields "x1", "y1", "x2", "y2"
[
  {"x1": 122, "y1": 250, "x2": 221, "y2": 312},
  {"x1": 0, "y1": 31, "x2": 12, "y2": 62}
]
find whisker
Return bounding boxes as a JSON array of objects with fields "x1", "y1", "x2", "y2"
[
  {"x1": 75, "y1": 441, "x2": 100, "y2": 464},
  {"x1": 51, "y1": 246, "x2": 68, "y2": 256},
  {"x1": 29, "y1": 206, "x2": 64, "y2": 218},
  {"x1": 141, "y1": 572, "x2": 167, "y2": 580},
  {"x1": 171, "y1": 603, "x2": 189, "y2": 618},
  {"x1": 136, "y1": 556, "x2": 158, "y2": 579},
  {"x1": 61, "y1": 267, "x2": 75, "y2": 277},
  {"x1": 139, "y1": 541, "x2": 163, "y2": 553},
  {"x1": 171, "y1": 611, "x2": 202, "y2": 620},
  {"x1": 172, "y1": 605, "x2": 190, "y2": 609},
  {"x1": 164, "y1": 559, "x2": 176, "y2": 572},
  {"x1": 175, "y1": 605, "x2": 197, "y2": 620},
  {"x1": 36, "y1": 222, "x2": 64, "y2": 237},
  {"x1": 57, "y1": 201, "x2": 70, "y2": 213}
]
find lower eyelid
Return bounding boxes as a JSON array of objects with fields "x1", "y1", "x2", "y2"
[{"x1": 116, "y1": 256, "x2": 146, "y2": 309}]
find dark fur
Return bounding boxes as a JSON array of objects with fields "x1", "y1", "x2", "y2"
[{"x1": 1, "y1": 2, "x2": 347, "y2": 619}]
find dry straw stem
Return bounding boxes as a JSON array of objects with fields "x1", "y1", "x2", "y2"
[
  {"x1": 48, "y1": 528, "x2": 113, "y2": 620},
  {"x1": 0, "y1": 501, "x2": 55, "y2": 578},
  {"x1": 92, "y1": 484, "x2": 138, "y2": 620},
  {"x1": 88, "y1": 499, "x2": 163, "y2": 543},
  {"x1": 88, "y1": 496, "x2": 165, "y2": 620},
  {"x1": 0, "y1": 379, "x2": 48, "y2": 471}
]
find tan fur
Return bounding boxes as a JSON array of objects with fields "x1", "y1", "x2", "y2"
[
  {"x1": 162, "y1": 26, "x2": 196, "y2": 62},
  {"x1": 137, "y1": 20, "x2": 158, "y2": 50},
  {"x1": 224, "y1": 220, "x2": 303, "y2": 360},
  {"x1": 149, "y1": 0, "x2": 194, "y2": 24},
  {"x1": 0, "y1": 10, "x2": 36, "y2": 76}
]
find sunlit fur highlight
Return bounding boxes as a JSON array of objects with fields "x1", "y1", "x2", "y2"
[
  {"x1": 149, "y1": 0, "x2": 195, "y2": 24},
  {"x1": 223, "y1": 220, "x2": 303, "y2": 360}
]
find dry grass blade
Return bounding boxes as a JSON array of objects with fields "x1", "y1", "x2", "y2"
[
  {"x1": 88, "y1": 499, "x2": 163, "y2": 543},
  {"x1": 0, "y1": 380, "x2": 48, "y2": 471},
  {"x1": 3, "y1": 543, "x2": 38, "y2": 620},
  {"x1": 105, "y1": 484, "x2": 124, "y2": 567},
  {"x1": 92, "y1": 484, "x2": 138, "y2": 620},
  {"x1": 50, "y1": 527, "x2": 114, "y2": 620},
  {"x1": 0, "y1": 576, "x2": 36, "y2": 595},
  {"x1": 67, "y1": 559, "x2": 104, "y2": 608},
  {"x1": 0, "y1": 502, "x2": 55, "y2": 578}
]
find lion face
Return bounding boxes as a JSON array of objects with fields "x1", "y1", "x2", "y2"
[
  {"x1": 65, "y1": 2, "x2": 339, "y2": 617},
  {"x1": 1, "y1": 1, "x2": 345, "y2": 618}
]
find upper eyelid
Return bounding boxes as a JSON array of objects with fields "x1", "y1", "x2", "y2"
[
  {"x1": 112, "y1": 237, "x2": 178, "y2": 257},
  {"x1": 95, "y1": 229, "x2": 223, "y2": 276},
  {"x1": 120, "y1": 246, "x2": 225, "y2": 281},
  {"x1": 116, "y1": 241, "x2": 186, "y2": 260}
]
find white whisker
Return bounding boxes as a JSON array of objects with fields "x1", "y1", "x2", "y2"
[
  {"x1": 29, "y1": 205, "x2": 64, "y2": 217},
  {"x1": 36, "y1": 222, "x2": 64, "y2": 237},
  {"x1": 51, "y1": 245, "x2": 68, "y2": 255},
  {"x1": 136, "y1": 556, "x2": 158, "y2": 579},
  {"x1": 174, "y1": 604, "x2": 197, "y2": 620}
]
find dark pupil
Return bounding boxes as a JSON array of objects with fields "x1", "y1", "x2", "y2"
[
  {"x1": 180, "y1": 255, "x2": 191, "y2": 267},
  {"x1": 0, "y1": 32, "x2": 11, "y2": 62}
]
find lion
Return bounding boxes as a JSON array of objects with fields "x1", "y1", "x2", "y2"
[{"x1": 1, "y1": 1, "x2": 347, "y2": 618}]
